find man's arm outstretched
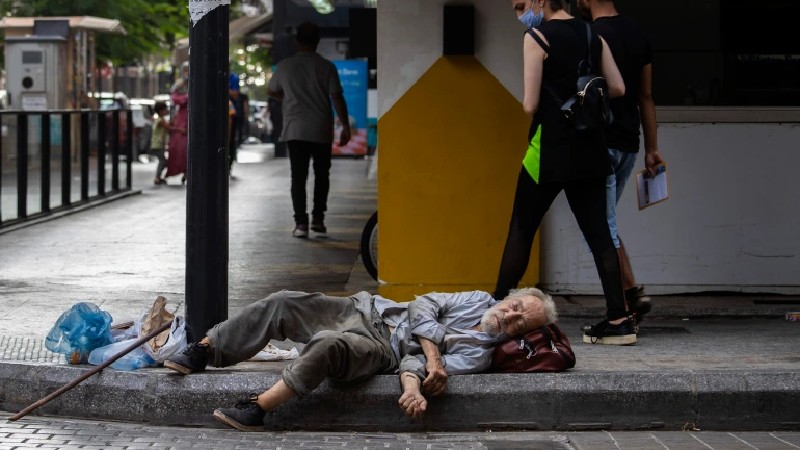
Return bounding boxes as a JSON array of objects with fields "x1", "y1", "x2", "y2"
[{"x1": 398, "y1": 372, "x2": 427, "y2": 419}]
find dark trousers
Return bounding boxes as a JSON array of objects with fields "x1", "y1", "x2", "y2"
[
  {"x1": 229, "y1": 117, "x2": 244, "y2": 170},
  {"x1": 288, "y1": 140, "x2": 332, "y2": 225},
  {"x1": 153, "y1": 149, "x2": 167, "y2": 179},
  {"x1": 494, "y1": 168, "x2": 627, "y2": 320}
]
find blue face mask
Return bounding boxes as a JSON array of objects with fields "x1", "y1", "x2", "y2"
[{"x1": 519, "y1": 5, "x2": 544, "y2": 28}]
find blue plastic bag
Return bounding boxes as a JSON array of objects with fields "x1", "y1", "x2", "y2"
[
  {"x1": 45, "y1": 302, "x2": 113, "y2": 364},
  {"x1": 88, "y1": 339, "x2": 156, "y2": 371}
]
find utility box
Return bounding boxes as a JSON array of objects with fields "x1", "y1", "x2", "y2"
[
  {"x1": 5, "y1": 36, "x2": 67, "y2": 110},
  {"x1": 0, "y1": 16, "x2": 126, "y2": 110}
]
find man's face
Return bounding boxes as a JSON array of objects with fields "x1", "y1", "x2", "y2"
[
  {"x1": 480, "y1": 295, "x2": 545, "y2": 338},
  {"x1": 511, "y1": 0, "x2": 533, "y2": 19}
]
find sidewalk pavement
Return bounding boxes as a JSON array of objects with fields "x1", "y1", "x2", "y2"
[{"x1": 0, "y1": 144, "x2": 799, "y2": 431}]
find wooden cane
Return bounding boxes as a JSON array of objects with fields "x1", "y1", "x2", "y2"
[{"x1": 9, "y1": 320, "x2": 174, "y2": 421}]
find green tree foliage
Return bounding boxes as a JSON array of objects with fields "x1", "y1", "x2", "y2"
[
  {"x1": 231, "y1": 42, "x2": 272, "y2": 100},
  {"x1": 6, "y1": 0, "x2": 189, "y2": 65}
]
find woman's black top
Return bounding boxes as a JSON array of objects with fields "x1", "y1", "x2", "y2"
[{"x1": 523, "y1": 18, "x2": 611, "y2": 184}]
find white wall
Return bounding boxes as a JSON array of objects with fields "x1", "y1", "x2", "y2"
[
  {"x1": 378, "y1": 0, "x2": 525, "y2": 117},
  {"x1": 540, "y1": 122, "x2": 800, "y2": 294}
]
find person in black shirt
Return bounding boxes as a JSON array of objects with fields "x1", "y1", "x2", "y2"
[
  {"x1": 498, "y1": 0, "x2": 634, "y2": 345},
  {"x1": 229, "y1": 73, "x2": 249, "y2": 175},
  {"x1": 577, "y1": 0, "x2": 666, "y2": 323}
]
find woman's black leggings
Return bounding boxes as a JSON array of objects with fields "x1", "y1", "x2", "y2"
[{"x1": 494, "y1": 168, "x2": 627, "y2": 321}]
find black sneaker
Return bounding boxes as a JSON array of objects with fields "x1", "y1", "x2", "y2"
[
  {"x1": 310, "y1": 221, "x2": 326, "y2": 233},
  {"x1": 293, "y1": 224, "x2": 309, "y2": 238},
  {"x1": 163, "y1": 342, "x2": 209, "y2": 375},
  {"x1": 581, "y1": 318, "x2": 637, "y2": 345},
  {"x1": 626, "y1": 287, "x2": 652, "y2": 325},
  {"x1": 213, "y1": 394, "x2": 266, "y2": 432}
]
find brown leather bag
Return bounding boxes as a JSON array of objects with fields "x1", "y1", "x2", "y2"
[{"x1": 490, "y1": 323, "x2": 576, "y2": 373}]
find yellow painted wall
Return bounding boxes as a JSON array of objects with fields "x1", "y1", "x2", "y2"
[{"x1": 378, "y1": 56, "x2": 538, "y2": 300}]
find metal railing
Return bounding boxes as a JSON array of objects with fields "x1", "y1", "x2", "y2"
[{"x1": 0, "y1": 109, "x2": 133, "y2": 229}]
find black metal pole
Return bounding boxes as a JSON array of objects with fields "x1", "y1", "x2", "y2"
[
  {"x1": 111, "y1": 110, "x2": 120, "y2": 192},
  {"x1": 41, "y1": 113, "x2": 51, "y2": 213},
  {"x1": 80, "y1": 112, "x2": 90, "y2": 201},
  {"x1": 185, "y1": 3, "x2": 230, "y2": 342},
  {"x1": 61, "y1": 113, "x2": 72, "y2": 207},
  {"x1": 125, "y1": 110, "x2": 133, "y2": 189},
  {"x1": 97, "y1": 112, "x2": 106, "y2": 196},
  {"x1": 17, "y1": 114, "x2": 28, "y2": 219}
]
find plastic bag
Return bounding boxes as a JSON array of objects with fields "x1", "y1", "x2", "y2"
[
  {"x1": 86, "y1": 296, "x2": 187, "y2": 370},
  {"x1": 150, "y1": 315, "x2": 186, "y2": 363},
  {"x1": 137, "y1": 296, "x2": 186, "y2": 362},
  {"x1": 45, "y1": 302, "x2": 113, "y2": 364},
  {"x1": 88, "y1": 339, "x2": 156, "y2": 371}
]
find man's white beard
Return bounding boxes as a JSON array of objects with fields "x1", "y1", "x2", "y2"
[{"x1": 480, "y1": 307, "x2": 506, "y2": 338}]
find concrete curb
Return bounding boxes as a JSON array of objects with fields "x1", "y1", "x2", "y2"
[{"x1": 2, "y1": 361, "x2": 798, "y2": 431}]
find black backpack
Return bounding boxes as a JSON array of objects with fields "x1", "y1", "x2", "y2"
[{"x1": 527, "y1": 22, "x2": 613, "y2": 132}]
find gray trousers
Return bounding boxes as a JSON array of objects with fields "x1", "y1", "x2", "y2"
[{"x1": 206, "y1": 291, "x2": 397, "y2": 397}]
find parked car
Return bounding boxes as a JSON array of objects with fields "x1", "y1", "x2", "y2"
[
  {"x1": 247, "y1": 100, "x2": 271, "y2": 143},
  {"x1": 89, "y1": 92, "x2": 130, "y2": 158},
  {"x1": 129, "y1": 98, "x2": 155, "y2": 160}
]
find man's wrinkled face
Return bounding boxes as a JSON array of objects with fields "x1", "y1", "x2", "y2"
[
  {"x1": 481, "y1": 295, "x2": 545, "y2": 338},
  {"x1": 511, "y1": 0, "x2": 533, "y2": 18}
]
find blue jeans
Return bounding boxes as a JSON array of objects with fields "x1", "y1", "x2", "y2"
[{"x1": 606, "y1": 148, "x2": 637, "y2": 248}]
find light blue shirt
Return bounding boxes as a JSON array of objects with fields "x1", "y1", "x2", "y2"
[{"x1": 372, "y1": 291, "x2": 503, "y2": 379}]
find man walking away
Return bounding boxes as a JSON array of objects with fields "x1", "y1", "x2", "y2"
[
  {"x1": 268, "y1": 22, "x2": 351, "y2": 238},
  {"x1": 577, "y1": 0, "x2": 666, "y2": 324}
]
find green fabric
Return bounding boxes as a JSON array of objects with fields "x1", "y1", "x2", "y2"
[
  {"x1": 522, "y1": 125, "x2": 542, "y2": 183},
  {"x1": 150, "y1": 117, "x2": 168, "y2": 150}
]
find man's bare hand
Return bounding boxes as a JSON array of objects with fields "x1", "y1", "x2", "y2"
[
  {"x1": 398, "y1": 390, "x2": 427, "y2": 420},
  {"x1": 645, "y1": 150, "x2": 665, "y2": 177},
  {"x1": 338, "y1": 127, "x2": 351, "y2": 147},
  {"x1": 423, "y1": 358, "x2": 448, "y2": 396}
]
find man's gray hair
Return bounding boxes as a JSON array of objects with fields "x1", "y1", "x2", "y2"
[{"x1": 506, "y1": 287, "x2": 558, "y2": 325}]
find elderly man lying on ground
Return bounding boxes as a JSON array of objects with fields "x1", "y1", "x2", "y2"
[{"x1": 164, "y1": 288, "x2": 557, "y2": 431}]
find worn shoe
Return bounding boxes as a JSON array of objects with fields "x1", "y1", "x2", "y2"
[
  {"x1": 163, "y1": 342, "x2": 209, "y2": 375},
  {"x1": 293, "y1": 224, "x2": 309, "y2": 238},
  {"x1": 213, "y1": 394, "x2": 266, "y2": 432},
  {"x1": 310, "y1": 221, "x2": 326, "y2": 233},
  {"x1": 581, "y1": 318, "x2": 637, "y2": 345},
  {"x1": 626, "y1": 287, "x2": 652, "y2": 325}
]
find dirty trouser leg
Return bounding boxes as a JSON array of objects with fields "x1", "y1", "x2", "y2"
[
  {"x1": 206, "y1": 291, "x2": 374, "y2": 367},
  {"x1": 282, "y1": 329, "x2": 395, "y2": 397}
]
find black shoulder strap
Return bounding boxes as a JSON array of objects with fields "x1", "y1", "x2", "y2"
[
  {"x1": 584, "y1": 22, "x2": 592, "y2": 53},
  {"x1": 525, "y1": 29, "x2": 562, "y2": 105},
  {"x1": 526, "y1": 29, "x2": 550, "y2": 53},
  {"x1": 582, "y1": 22, "x2": 595, "y2": 72}
]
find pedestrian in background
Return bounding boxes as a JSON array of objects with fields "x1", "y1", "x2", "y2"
[
  {"x1": 229, "y1": 73, "x2": 248, "y2": 175},
  {"x1": 576, "y1": 0, "x2": 666, "y2": 323},
  {"x1": 496, "y1": 0, "x2": 633, "y2": 345},
  {"x1": 165, "y1": 62, "x2": 189, "y2": 185},
  {"x1": 150, "y1": 101, "x2": 171, "y2": 185},
  {"x1": 267, "y1": 21, "x2": 351, "y2": 238}
]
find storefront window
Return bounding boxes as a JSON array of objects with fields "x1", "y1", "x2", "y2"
[{"x1": 618, "y1": 0, "x2": 800, "y2": 106}]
